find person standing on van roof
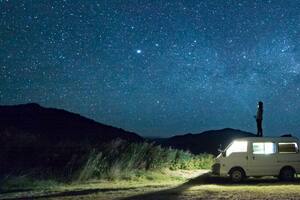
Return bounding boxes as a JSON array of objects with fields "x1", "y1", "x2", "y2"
[{"x1": 255, "y1": 101, "x2": 263, "y2": 137}]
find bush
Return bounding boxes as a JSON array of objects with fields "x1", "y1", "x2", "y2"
[
  {"x1": 77, "y1": 139, "x2": 214, "y2": 181},
  {"x1": 0, "y1": 138, "x2": 214, "y2": 184}
]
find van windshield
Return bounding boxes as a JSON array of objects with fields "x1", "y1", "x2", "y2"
[{"x1": 226, "y1": 141, "x2": 248, "y2": 156}]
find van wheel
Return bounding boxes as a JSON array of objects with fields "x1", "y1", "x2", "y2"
[
  {"x1": 230, "y1": 168, "x2": 245, "y2": 183},
  {"x1": 279, "y1": 167, "x2": 295, "y2": 181}
]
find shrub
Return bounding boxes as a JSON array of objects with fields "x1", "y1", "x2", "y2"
[{"x1": 76, "y1": 139, "x2": 214, "y2": 181}]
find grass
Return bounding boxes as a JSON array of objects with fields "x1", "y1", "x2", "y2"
[
  {"x1": 0, "y1": 175, "x2": 62, "y2": 191},
  {"x1": 1, "y1": 139, "x2": 214, "y2": 182},
  {"x1": 76, "y1": 139, "x2": 214, "y2": 181},
  {"x1": 0, "y1": 170, "x2": 204, "y2": 199},
  {"x1": 3, "y1": 138, "x2": 300, "y2": 200},
  {"x1": 2, "y1": 171, "x2": 300, "y2": 200},
  {"x1": 0, "y1": 139, "x2": 214, "y2": 194}
]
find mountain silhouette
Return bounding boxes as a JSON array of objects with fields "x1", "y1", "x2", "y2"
[
  {"x1": 0, "y1": 103, "x2": 257, "y2": 155},
  {"x1": 0, "y1": 103, "x2": 257, "y2": 178},
  {"x1": 156, "y1": 128, "x2": 256, "y2": 155},
  {"x1": 0, "y1": 103, "x2": 143, "y2": 147},
  {"x1": 0, "y1": 103, "x2": 256, "y2": 155},
  {"x1": 0, "y1": 103, "x2": 144, "y2": 176}
]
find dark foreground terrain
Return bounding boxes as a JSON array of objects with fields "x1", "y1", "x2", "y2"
[
  {"x1": 2, "y1": 170, "x2": 300, "y2": 200},
  {"x1": 2, "y1": 104, "x2": 291, "y2": 200}
]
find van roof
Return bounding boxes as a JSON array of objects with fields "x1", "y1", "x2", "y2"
[{"x1": 235, "y1": 136, "x2": 299, "y2": 143}]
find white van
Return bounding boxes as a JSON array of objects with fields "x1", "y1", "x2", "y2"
[{"x1": 212, "y1": 136, "x2": 300, "y2": 182}]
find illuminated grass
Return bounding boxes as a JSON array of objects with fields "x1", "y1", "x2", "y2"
[
  {"x1": 76, "y1": 139, "x2": 214, "y2": 181},
  {"x1": 3, "y1": 171, "x2": 300, "y2": 200},
  {"x1": 0, "y1": 170, "x2": 202, "y2": 200}
]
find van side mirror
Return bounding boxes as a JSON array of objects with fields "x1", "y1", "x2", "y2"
[{"x1": 218, "y1": 148, "x2": 225, "y2": 157}]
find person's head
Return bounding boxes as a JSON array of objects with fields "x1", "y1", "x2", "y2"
[{"x1": 258, "y1": 101, "x2": 263, "y2": 109}]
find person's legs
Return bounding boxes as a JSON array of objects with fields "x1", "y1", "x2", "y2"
[
  {"x1": 256, "y1": 120, "x2": 263, "y2": 137},
  {"x1": 256, "y1": 120, "x2": 260, "y2": 136},
  {"x1": 258, "y1": 120, "x2": 263, "y2": 137}
]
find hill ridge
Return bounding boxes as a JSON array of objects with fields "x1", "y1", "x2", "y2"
[
  {"x1": 0, "y1": 103, "x2": 143, "y2": 145},
  {"x1": 1, "y1": 103, "x2": 256, "y2": 155},
  {"x1": 157, "y1": 128, "x2": 255, "y2": 155}
]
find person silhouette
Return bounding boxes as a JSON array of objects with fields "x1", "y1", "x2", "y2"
[{"x1": 255, "y1": 101, "x2": 263, "y2": 137}]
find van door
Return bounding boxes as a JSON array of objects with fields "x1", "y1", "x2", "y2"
[
  {"x1": 223, "y1": 141, "x2": 249, "y2": 174},
  {"x1": 247, "y1": 142, "x2": 278, "y2": 176},
  {"x1": 224, "y1": 151, "x2": 249, "y2": 174}
]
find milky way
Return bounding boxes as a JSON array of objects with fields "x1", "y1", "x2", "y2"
[{"x1": 1, "y1": 0, "x2": 300, "y2": 136}]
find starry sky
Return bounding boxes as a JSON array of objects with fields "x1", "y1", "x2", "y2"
[{"x1": 1, "y1": 0, "x2": 300, "y2": 137}]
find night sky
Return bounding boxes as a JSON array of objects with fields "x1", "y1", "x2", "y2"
[{"x1": 1, "y1": 0, "x2": 300, "y2": 137}]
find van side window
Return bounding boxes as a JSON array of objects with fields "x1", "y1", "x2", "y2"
[
  {"x1": 252, "y1": 142, "x2": 276, "y2": 154},
  {"x1": 278, "y1": 143, "x2": 298, "y2": 153}
]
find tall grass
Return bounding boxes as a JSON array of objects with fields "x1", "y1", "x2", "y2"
[
  {"x1": 77, "y1": 139, "x2": 214, "y2": 181},
  {"x1": 1, "y1": 138, "x2": 214, "y2": 188}
]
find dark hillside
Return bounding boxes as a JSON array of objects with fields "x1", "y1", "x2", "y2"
[
  {"x1": 157, "y1": 128, "x2": 255, "y2": 155},
  {"x1": 0, "y1": 103, "x2": 142, "y2": 145},
  {"x1": 0, "y1": 103, "x2": 143, "y2": 178}
]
